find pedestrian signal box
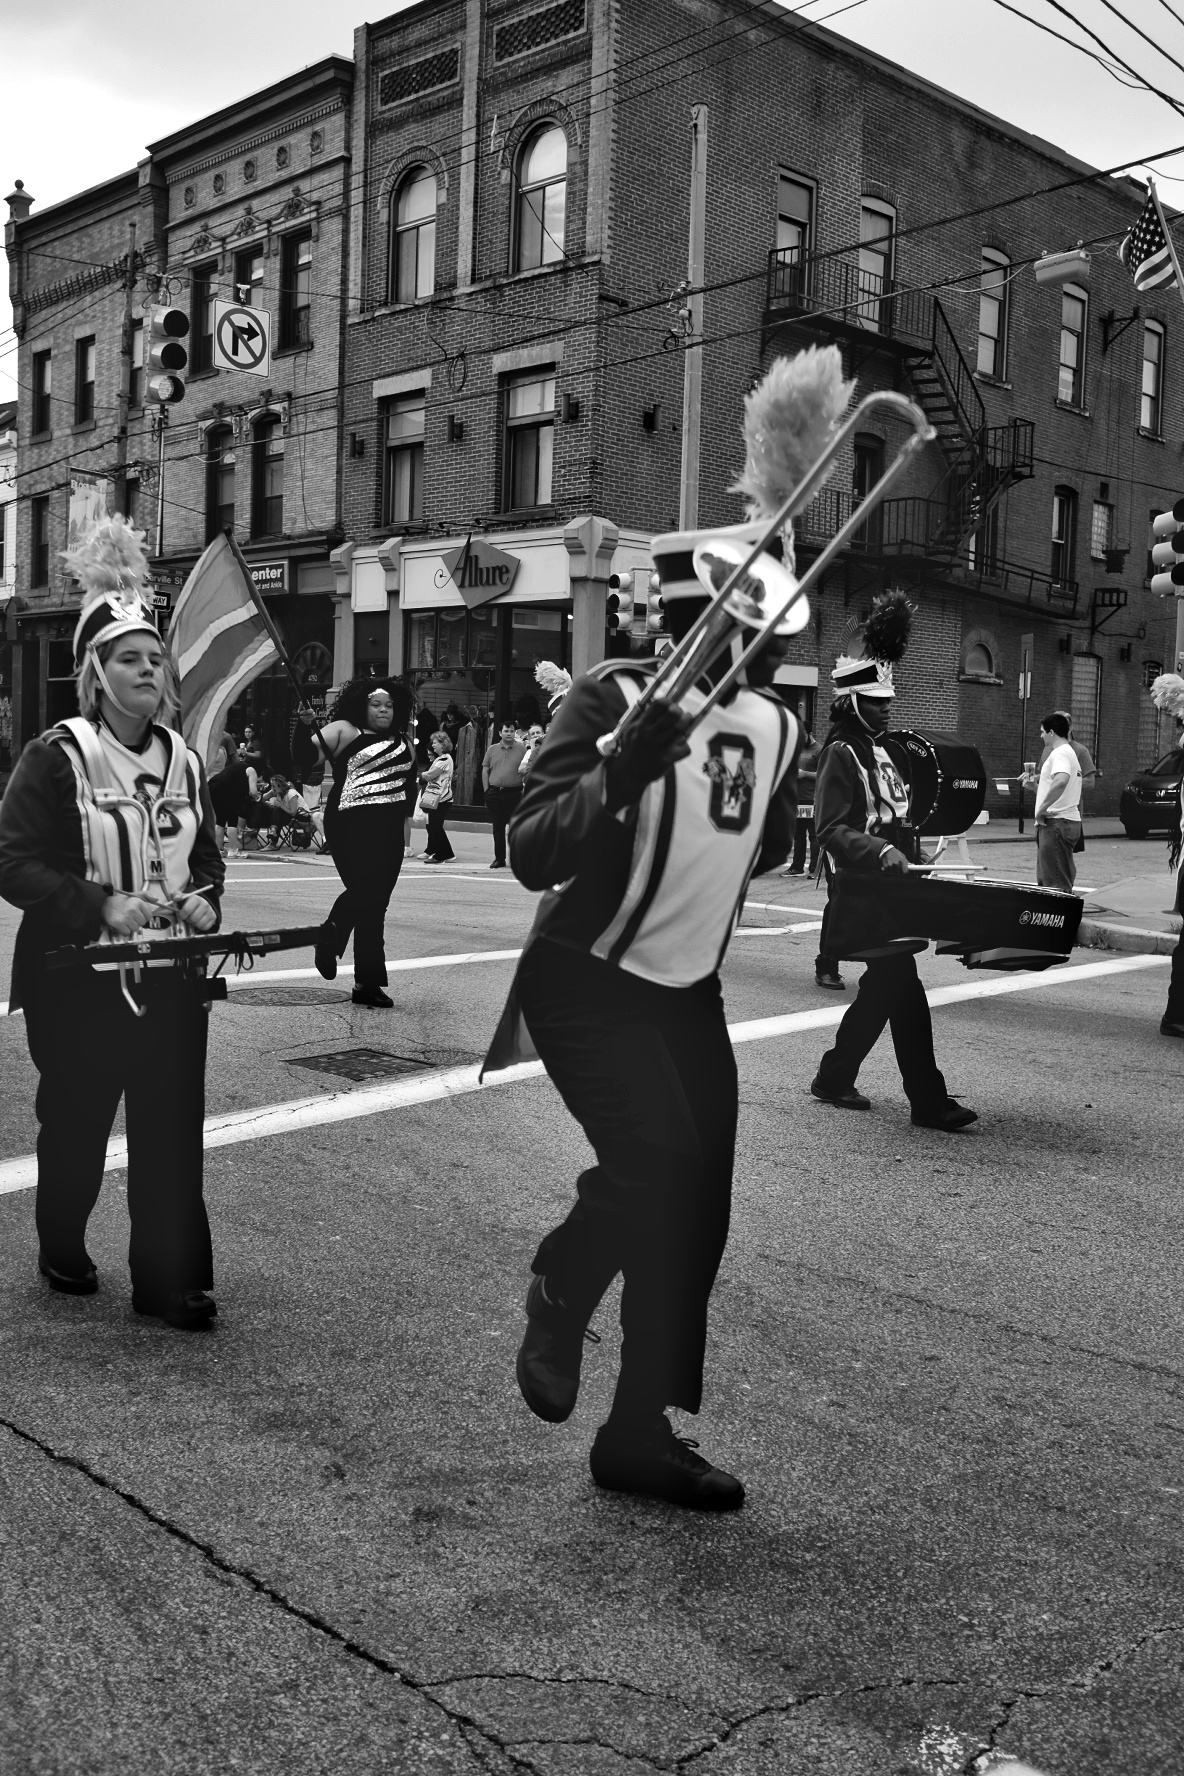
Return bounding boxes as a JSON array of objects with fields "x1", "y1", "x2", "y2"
[{"x1": 1151, "y1": 499, "x2": 1184, "y2": 597}]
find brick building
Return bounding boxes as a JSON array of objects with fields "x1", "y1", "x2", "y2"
[
  {"x1": 3, "y1": 57, "x2": 352, "y2": 768},
  {"x1": 0, "y1": 399, "x2": 15, "y2": 768},
  {"x1": 341, "y1": 0, "x2": 1182, "y2": 812}
]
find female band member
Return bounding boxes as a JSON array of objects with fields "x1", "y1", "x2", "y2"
[
  {"x1": 0, "y1": 517, "x2": 224, "y2": 1329},
  {"x1": 299, "y1": 678, "x2": 414, "y2": 1007}
]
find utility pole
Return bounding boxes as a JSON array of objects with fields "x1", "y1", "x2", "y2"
[
  {"x1": 154, "y1": 406, "x2": 167, "y2": 560},
  {"x1": 678, "y1": 105, "x2": 707, "y2": 532},
  {"x1": 112, "y1": 220, "x2": 136, "y2": 518}
]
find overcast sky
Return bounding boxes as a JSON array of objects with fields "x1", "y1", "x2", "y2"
[{"x1": 4, "y1": 0, "x2": 1184, "y2": 402}]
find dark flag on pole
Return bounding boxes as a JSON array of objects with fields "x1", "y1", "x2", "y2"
[{"x1": 1120, "y1": 181, "x2": 1181, "y2": 293}]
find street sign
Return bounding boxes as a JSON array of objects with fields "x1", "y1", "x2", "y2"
[
  {"x1": 212, "y1": 301, "x2": 271, "y2": 378},
  {"x1": 151, "y1": 592, "x2": 171, "y2": 611}
]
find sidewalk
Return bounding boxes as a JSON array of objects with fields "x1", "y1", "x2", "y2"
[{"x1": 1077, "y1": 873, "x2": 1180, "y2": 957}]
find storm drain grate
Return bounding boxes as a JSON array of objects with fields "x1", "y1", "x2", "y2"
[{"x1": 286, "y1": 1047, "x2": 431, "y2": 1083}]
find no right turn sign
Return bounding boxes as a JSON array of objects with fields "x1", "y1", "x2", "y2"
[{"x1": 212, "y1": 301, "x2": 272, "y2": 378}]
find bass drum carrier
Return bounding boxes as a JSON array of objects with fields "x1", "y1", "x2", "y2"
[{"x1": 883, "y1": 730, "x2": 987, "y2": 837}]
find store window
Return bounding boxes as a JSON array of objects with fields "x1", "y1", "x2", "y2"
[
  {"x1": 1058, "y1": 284, "x2": 1087, "y2": 406},
  {"x1": 252, "y1": 415, "x2": 284, "y2": 538},
  {"x1": 129, "y1": 319, "x2": 143, "y2": 407},
  {"x1": 235, "y1": 248, "x2": 265, "y2": 307},
  {"x1": 384, "y1": 393, "x2": 426, "y2": 524},
  {"x1": 977, "y1": 249, "x2": 1009, "y2": 378},
  {"x1": 1051, "y1": 486, "x2": 1077, "y2": 586},
  {"x1": 206, "y1": 426, "x2": 235, "y2": 541},
  {"x1": 32, "y1": 350, "x2": 52, "y2": 435},
  {"x1": 514, "y1": 125, "x2": 567, "y2": 271},
  {"x1": 857, "y1": 200, "x2": 894, "y2": 332},
  {"x1": 280, "y1": 232, "x2": 312, "y2": 349},
  {"x1": 505, "y1": 370, "x2": 556, "y2": 509},
  {"x1": 391, "y1": 168, "x2": 437, "y2": 303},
  {"x1": 31, "y1": 495, "x2": 50, "y2": 587},
  {"x1": 191, "y1": 263, "x2": 217, "y2": 373},
  {"x1": 1141, "y1": 320, "x2": 1165, "y2": 434}
]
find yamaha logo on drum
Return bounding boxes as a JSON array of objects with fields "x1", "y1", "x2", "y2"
[
  {"x1": 1019, "y1": 910, "x2": 1065, "y2": 928},
  {"x1": 953, "y1": 778, "x2": 980, "y2": 789}
]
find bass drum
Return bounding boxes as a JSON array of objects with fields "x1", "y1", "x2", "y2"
[{"x1": 883, "y1": 730, "x2": 987, "y2": 837}]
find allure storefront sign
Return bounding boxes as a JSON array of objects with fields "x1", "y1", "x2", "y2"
[{"x1": 436, "y1": 535, "x2": 521, "y2": 608}]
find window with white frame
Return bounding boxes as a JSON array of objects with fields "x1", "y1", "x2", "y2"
[
  {"x1": 1058, "y1": 283, "x2": 1088, "y2": 405},
  {"x1": 1141, "y1": 320, "x2": 1165, "y2": 433},
  {"x1": 1051, "y1": 486, "x2": 1077, "y2": 585},
  {"x1": 391, "y1": 168, "x2": 437, "y2": 303},
  {"x1": 857, "y1": 200, "x2": 894, "y2": 332},
  {"x1": 514, "y1": 126, "x2": 567, "y2": 271},
  {"x1": 977, "y1": 249, "x2": 1009, "y2": 378},
  {"x1": 384, "y1": 393, "x2": 425, "y2": 524},
  {"x1": 505, "y1": 370, "x2": 556, "y2": 507}
]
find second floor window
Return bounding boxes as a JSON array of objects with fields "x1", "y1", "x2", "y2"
[
  {"x1": 1141, "y1": 320, "x2": 1165, "y2": 433},
  {"x1": 1051, "y1": 486, "x2": 1078, "y2": 585},
  {"x1": 857, "y1": 200, "x2": 894, "y2": 332},
  {"x1": 505, "y1": 371, "x2": 555, "y2": 508},
  {"x1": 384, "y1": 394, "x2": 425, "y2": 524},
  {"x1": 129, "y1": 319, "x2": 143, "y2": 406},
  {"x1": 977, "y1": 249, "x2": 1009, "y2": 378},
  {"x1": 777, "y1": 175, "x2": 812, "y2": 260},
  {"x1": 1090, "y1": 499, "x2": 1114, "y2": 559},
  {"x1": 1058, "y1": 283, "x2": 1087, "y2": 406},
  {"x1": 391, "y1": 168, "x2": 437, "y2": 303},
  {"x1": 31, "y1": 494, "x2": 50, "y2": 586},
  {"x1": 515, "y1": 125, "x2": 567, "y2": 271},
  {"x1": 252, "y1": 416, "x2": 284, "y2": 537},
  {"x1": 206, "y1": 426, "x2": 236, "y2": 541},
  {"x1": 32, "y1": 350, "x2": 52, "y2": 434},
  {"x1": 74, "y1": 337, "x2": 95, "y2": 424},
  {"x1": 280, "y1": 233, "x2": 312, "y2": 348},
  {"x1": 192, "y1": 263, "x2": 217, "y2": 373},
  {"x1": 235, "y1": 249, "x2": 265, "y2": 307}
]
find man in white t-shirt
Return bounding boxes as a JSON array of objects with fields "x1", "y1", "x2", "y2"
[{"x1": 1034, "y1": 712, "x2": 1082, "y2": 891}]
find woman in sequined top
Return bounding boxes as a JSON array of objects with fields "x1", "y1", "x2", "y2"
[{"x1": 297, "y1": 678, "x2": 414, "y2": 1008}]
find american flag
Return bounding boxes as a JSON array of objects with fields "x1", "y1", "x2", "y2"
[{"x1": 1120, "y1": 185, "x2": 1180, "y2": 293}]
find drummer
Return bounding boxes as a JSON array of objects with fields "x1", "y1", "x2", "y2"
[{"x1": 808, "y1": 594, "x2": 978, "y2": 1132}]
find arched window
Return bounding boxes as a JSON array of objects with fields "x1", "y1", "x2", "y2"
[
  {"x1": 391, "y1": 167, "x2": 437, "y2": 303},
  {"x1": 252, "y1": 415, "x2": 284, "y2": 538},
  {"x1": 964, "y1": 640, "x2": 994, "y2": 677},
  {"x1": 206, "y1": 426, "x2": 235, "y2": 543},
  {"x1": 514, "y1": 125, "x2": 567, "y2": 271}
]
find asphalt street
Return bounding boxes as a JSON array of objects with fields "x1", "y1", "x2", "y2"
[{"x1": 1, "y1": 831, "x2": 1181, "y2": 1775}]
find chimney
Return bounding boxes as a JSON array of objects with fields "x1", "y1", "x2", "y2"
[{"x1": 5, "y1": 180, "x2": 33, "y2": 222}]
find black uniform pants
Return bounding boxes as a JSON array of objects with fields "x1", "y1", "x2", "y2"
[
  {"x1": 23, "y1": 967, "x2": 212, "y2": 1295},
  {"x1": 424, "y1": 805, "x2": 455, "y2": 861},
  {"x1": 815, "y1": 948, "x2": 948, "y2": 1114},
  {"x1": 518, "y1": 939, "x2": 737, "y2": 1417},
  {"x1": 323, "y1": 803, "x2": 405, "y2": 987},
  {"x1": 1164, "y1": 929, "x2": 1184, "y2": 1025},
  {"x1": 485, "y1": 787, "x2": 522, "y2": 864}
]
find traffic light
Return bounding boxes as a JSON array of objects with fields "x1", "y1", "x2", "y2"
[
  {"x1": 1151, "y1": 498, "x2": 1184, "y2": 596},
  {"x1": 607, "y1": 571, "x2": 635, "y2": 632},
  {"x1": 144, "y1": 305, "x2": 190, "y2": 404},
  {"x1": 645, "y1": 571, "x2": 665, "y2": 634}
]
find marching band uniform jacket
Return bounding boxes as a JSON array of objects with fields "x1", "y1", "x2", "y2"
[{"x1": 814, "y1": 718, "x2": 911, "y2": 874}]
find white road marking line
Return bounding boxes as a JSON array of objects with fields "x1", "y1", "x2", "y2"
[
  {"x1": 733, "y1": 921, "x2": 822, "y2": 936},
  {"x1": 0, "y1": 952, "x2": 1167, "y2": 1195}
]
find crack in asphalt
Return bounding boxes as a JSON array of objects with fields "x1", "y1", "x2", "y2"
[
  {"x1": 673, "y1": 1674, "x2": 971, "y2": 1769},
  {"x1": 0, "y1": 1414, "x2": 536, "y2": 1774},
  {"x1": 763, "y1": 1256, "x2": 1184, "y2": 1389}
]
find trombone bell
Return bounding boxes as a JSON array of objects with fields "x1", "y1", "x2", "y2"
[{"x1": 691, "y1": 537, "x2": 809, "y2": 638}]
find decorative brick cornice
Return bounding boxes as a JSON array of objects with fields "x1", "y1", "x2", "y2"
[{"x1": 165, "y1": 101, "x2": 343, "y2": 184}]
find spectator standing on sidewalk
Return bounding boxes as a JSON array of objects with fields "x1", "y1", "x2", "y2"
[
  {"x1": 782, "y1": 727, "x2": 820, "y2": 875},
  {"x1": 419, "y1": 731, "x2": 455, "y2": 864},
  {"x1": 483, "y1": 718, "x2": 527, "y2": 869},
  {"x1": 1033, "y1": 712, "x2": 1082, "y2": 892}
]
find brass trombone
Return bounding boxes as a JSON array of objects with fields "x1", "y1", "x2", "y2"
[{"x1": 596, "y1": 391, "x2": 936, "y2": 757}]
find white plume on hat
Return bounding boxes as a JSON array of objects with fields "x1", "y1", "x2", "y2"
[
  {"x1": 1150, "y1": 671, "x2": 1184, "y2": 718},
  {"x1": 64, "y1": 514, "x2": 158, "y2": 669},
  {"x1": 535, "y1": 660, "x2": 571, "y2": 709},
  {"x1": 730, "y1": 344, "x2": 855, "y2": 524}
]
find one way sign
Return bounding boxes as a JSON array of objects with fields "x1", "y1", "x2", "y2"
[{"x1": 212, "y1": 300, "x2": 272, "y2": 378}]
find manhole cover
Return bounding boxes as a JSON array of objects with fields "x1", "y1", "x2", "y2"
[
  {"x1": 286, "y1": 1047, "x2": 431, "y2": 1082},
  {"x1": 238, "y1": 987, "x2": 351, "y2": 1007}
]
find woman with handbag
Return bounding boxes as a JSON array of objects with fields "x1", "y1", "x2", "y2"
[{"x1": 419, "y1": 730, "x2": 455, "y2": 864}]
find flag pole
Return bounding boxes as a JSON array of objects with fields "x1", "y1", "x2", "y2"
[{"x1": 222, "y1": 526, "x2": 333, "y2": 765}]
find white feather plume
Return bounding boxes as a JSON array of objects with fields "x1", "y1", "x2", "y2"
[
  {"x1": 1150, "y1": 672, "x2": 1184, "y2": 717},
  {"x1": 730, "y1": 345, "x2": 855, "y2": 519},
  {"x1": 535, "y1": 660, "x2": 572, "y2": 702},
  {"x1": 60, "y1": 514, "x2": 150, "y2": 608}
]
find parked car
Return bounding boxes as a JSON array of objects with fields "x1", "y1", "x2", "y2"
[{"x1": 1119, "y1": 748, "x2": 1182, "y2": 838}]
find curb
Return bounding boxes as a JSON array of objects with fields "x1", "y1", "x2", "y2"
[{"x1": 1076, "y1": 918, "x2": 1178, "y2": 957}]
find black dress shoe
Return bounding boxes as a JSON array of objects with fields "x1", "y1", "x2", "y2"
[
  {"x1": 911, "y1": 1099, "x2": 978, "y2": 1132},
  {"x1": 38, "y1": 1253, "x2": 98, "y2": 1295},
  {"x1": 351, "y1": 986, "x2": 394, "y2": 1008},
  {"x1": 132, "y1": 1289, "x2": 217, "y2": 1330},
  {"x1": 314, "y1": 922, "x2": 338, "y2": 981},
  {"x1": 516, "y1": 1275, "x2": 598, "y2": 1423},
  {"x1": 590, "y1": 1415, "x2": 745, "y2": 1511},
  {"x1": 489, "y1": 860, "x2": 507, "y2": 870},
  {"x1": 1160, "y1": 1020, "x2": 1184, "y2": 1038},
  {"x1": 810, "y1": 1075, "x2": 870, "y2": 1111},
  {"x1": 815, "y1": 966, "x2": 845, "y2": 991}
]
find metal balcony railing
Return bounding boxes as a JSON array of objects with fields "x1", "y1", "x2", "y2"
[{"x1": 765, "y1": 248, "x2": 933, "y2": 344}]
